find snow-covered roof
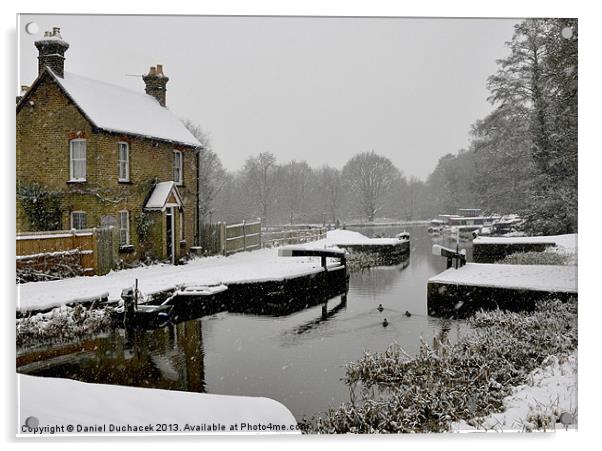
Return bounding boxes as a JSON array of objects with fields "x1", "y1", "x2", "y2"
[
  {"x1": 145, "y1": 181, "x2": 183, "y2": 211},
  {"x1": 47, "y1": 69, "x2": 200, "y2": 147}
]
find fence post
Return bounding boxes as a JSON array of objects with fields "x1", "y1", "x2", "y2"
[
  {"x1": 258, "y1": 218, "x2": 262, "y2": 249},
  {"x1": 92, "y1": 227, "x2": 98, "y2": 275},
  {"x1": 219, "y1": 222, "x2": 226, "y2": 256},
  {"x1": 242, "y1": 219, "x2": 247, "y2": 251}
]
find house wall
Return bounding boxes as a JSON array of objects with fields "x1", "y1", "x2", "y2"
[{"x1": 16, "y1": 74, "x2": 198, "y2": 263}]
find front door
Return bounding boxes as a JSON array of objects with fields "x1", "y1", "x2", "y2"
[{"x1": 166, "y1": 207, "x2": 174, "y2": 263}]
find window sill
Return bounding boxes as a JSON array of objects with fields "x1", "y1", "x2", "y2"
[
  {"x1": 119, "y1": 244, "x2": 135, "y2": 253},
  {"x1": 67, "y1": 179, "x2": 87, "y2": 184},
  {"x1": 118, "y1": 180, "x2": 133, "y2": 184}
]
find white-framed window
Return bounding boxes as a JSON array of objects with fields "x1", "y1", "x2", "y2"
[
  {"x1": 118, "y1": 142, "x2": 129, "y2": 182},
  {"x1": 119, "y1": 210, "x2": 130, "y2": 246},
  {"x1": 71, "y1": 211, "x2": 86, "y2": 230},
  {"x1": 173, "y1": 150, "x2": 183, "y2": 185},
  {"x1": 69, "y1": 139, "x2": 87, "y2": 181}
]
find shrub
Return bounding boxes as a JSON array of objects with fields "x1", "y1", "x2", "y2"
[
  {"x1": 303, "y1": 300, "x2": 577, "y2": 433},
  {"x1": 499, "y1": 251, "x2": 570, "y2": 265}
]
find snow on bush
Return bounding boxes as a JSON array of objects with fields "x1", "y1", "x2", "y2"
[
  {"x1": 17, "y1": 304, "x2": 114, "y2": 348},
  {"x1": 303, "y1": 299, "x2": 577, "y2": 433},
  {"x1": 499, "y1": 251, "x2": 571, "y2": 266}
]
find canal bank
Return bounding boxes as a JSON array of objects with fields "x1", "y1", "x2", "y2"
[{"x1": 17, "y1": 225, "x2": 455, "y2": 421}]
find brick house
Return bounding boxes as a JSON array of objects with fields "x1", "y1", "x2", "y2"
[{"x1": 16, "y1": 27, "x2": 202, "y2": 264}]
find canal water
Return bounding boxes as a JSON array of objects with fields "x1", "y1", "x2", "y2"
[{"x1": 17, "y1": 226, "x2": 471, "y2": 421}]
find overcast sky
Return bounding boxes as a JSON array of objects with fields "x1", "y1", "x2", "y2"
[{"x1": 18, "y1": 14, "x2": 519, "y2": 180}]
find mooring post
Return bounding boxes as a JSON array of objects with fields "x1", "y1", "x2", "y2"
[
  {"x1": 321, "y1": 255, "x2": 327, "y2": 269},
  {"x1": 134, "y1": 278, "x2": 138, "y2": 309},
  {"x1": 122, "y1": 287, "x2": 135, "y2": 330}
]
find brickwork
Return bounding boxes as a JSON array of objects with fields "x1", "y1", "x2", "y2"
[{"x1": 16, "y1": 74, "x2": 198, "y2": 263}]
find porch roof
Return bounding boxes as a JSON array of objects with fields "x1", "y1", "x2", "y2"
[{"x1": 145, "y1": 181, "x2": 183, "y2": 211}]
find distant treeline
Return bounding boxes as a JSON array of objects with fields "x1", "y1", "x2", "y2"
[{"x1": 186, "y1": 19, "x2": 577, "y2": 235}]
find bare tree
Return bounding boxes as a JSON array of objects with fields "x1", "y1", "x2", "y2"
[
  {"x1": 183, "y1": 120, "x2": 227, "y2": 224},
  {"x1": 241, "y1": 152, "x2": 277, "y2": 224},
  {"x1": 342, "y1": 151, "x2": 401, "y2": 222},
  {"x1": 316, "y1": 166, "x2": 343, "y2": 224},
  {"x1": 277, "y1": 160, "x2": 313, "y2": 224}
]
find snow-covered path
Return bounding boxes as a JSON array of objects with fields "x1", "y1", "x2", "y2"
[
  {"x1": 17, "y1": 229, "x2": 402, "y2": 312},
  {"x1": 17, "y1": 247, "x2": 325, "y2": 312}
]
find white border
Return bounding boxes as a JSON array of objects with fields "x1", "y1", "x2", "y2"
[{"x1": 4, "y1": 1, "x2": 601, "y2": 450}]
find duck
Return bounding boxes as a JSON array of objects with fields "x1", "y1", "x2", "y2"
[
  {"x1": 404, "y1": 311, "x2": 412, "y2": 317},
  {"x1": 382, "y1": 318, "x2": 389, "y2": 327},
  {"x1": 377, "y1": 304, "x2": 384, "y2": 312}
]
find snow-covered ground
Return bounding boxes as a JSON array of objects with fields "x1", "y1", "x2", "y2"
[
  {"x1": 452, "y1": 351, "x2": 577, "y2": 432},
  {"x1": 429, "y1": 263, "x2": 577, "y2": 293},
  {"x1": 473, "y1": 233, "x2": 577, "y2": 263},
  {"x1": 17, "y1": 229, "x2": 394, "y2": 312},
  {"x1": 473, "y1": 233, "x2": 576, "y2": 249},
  {"x1": 18, "y1": 374, "x2": 299, "y2": 435}
]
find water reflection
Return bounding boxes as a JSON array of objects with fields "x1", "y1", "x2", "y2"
[
  {"x1": 291, "y1": 294, "x2": 347, "y2": 335},
  {"x1": 18, "y1": 321, "x2": 206, "y2": 393}
]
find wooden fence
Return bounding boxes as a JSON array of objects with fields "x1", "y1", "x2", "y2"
[
  {"x1": 222, "y1": 219, "x2": 262, "y2": 255},
  {"x1": 200, "y1": 219, "x2": 262, "y2": 256},
  {"x1": 199, "y1": 220, "x2": 327, "y2": 256},
  {"x1": 16, "y1": 227, "x2": 119, "y2": 277}
]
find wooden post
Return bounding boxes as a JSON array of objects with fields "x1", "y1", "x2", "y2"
[
  {"x1": 219, "y1": 222, "x2": 226, "y2": 256},
  {"x1": 123, "y1": 287, "x2": 135, "y2": 330},
  {"x1": 242, "y1": 219, "x2": 247, "y2": 251},
  {"x1": 92, "y1": 228, "x2": 98, "y2": 276},
  {"x1": 258, "y1": 218, "x2": 263, "y2": 249},
  {"x1": 134, "y1": 278, "x2": 138, "y2": 309}
]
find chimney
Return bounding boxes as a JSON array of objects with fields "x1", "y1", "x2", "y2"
[
  {"x1": 34, "y1": 27, "x2": 69, "y2": 78},
  {"x1": 142, "y1": 64, "x2": 169, "y2": 107}
]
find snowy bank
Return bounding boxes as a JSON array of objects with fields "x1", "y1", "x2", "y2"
[
  {"x1": 473, "y1": 233, "x2": 576, "y2": 250},
  {"x1": 17, "y1": 230, "x2": 393, "y2": 312},
  {"x1": 452, "y1": 351, "x2": 577, "y2": 432},
  {"x1": 17, "y1": 246, "x2": 328, "y2": 312},
  {"x1": 474, "y1": 233, "x2": 577, "y2": 264},
  {"x1": 429, "y1": 263, "x2": 577, "y2": 293},
  {"x1": 18, "y1": 374, "x2": 299, "y2": 436}
]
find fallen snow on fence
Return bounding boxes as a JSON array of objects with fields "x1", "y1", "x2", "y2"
[
  {"x1": 18, "y1": 374, "x2": 298, "y2": 435},
  {"x1": 16, "y1": 230, "x2": 362, "y2": 312},
  {"x1": 429, "y1": 263, "x2": 577, "y2": 293}
]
